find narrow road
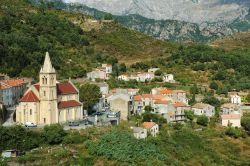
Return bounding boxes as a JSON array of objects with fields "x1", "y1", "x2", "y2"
[{"x1": 2, "y1": 107, "x2": 15, "y2": 126}]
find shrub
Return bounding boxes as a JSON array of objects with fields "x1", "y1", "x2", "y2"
[
  {"x1": 42, "y1": 124, "x2": 67, "y2": 145},
  {"x1": 225, "y1": 127, "x2": 244, "y2": 138},
  {"x1": 197, "y1": 115, "x2": 209, "y2": 126},
  {"x1": 241, "y1": 115, "x2": 250, "y2": 134},
  {"x1": 86, "y1": 130, "x2": 166, "y2": 163}
]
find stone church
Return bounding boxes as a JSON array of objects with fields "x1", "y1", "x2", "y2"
[{"x1": 16, "y1": 52, "x2": 83, "y2": 125}]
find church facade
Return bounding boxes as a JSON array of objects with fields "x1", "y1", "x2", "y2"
[{"x1": 16, "y1": 52, "x2": 83, "y2": 125}]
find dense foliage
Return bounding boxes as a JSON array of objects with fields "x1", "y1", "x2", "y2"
[
  {"x1": 86, "y1": 130, "x2": 166, "y2": 164},
  {"x1": 79, "y1": 83, "x2": 101, "y2": 113}
]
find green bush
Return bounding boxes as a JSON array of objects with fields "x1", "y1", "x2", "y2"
[
  {"x1": 197, "y1": 115, "x2": 209, "y2": 126},
  {"x1": 63, "y1": 131, "x2": 88, "y2": 144},
  {"x1": 42, "y1": 124, "x2": 67, "y2": 145},
  {"x1": 86, "y1": 130, "x2": 166, "y2": 163},
  {"x1": 225, "y1": 127, "x2": 244, "y2": 138}
]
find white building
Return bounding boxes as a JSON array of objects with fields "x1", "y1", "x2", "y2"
[
  {"x1": 192, "y1": 103, "x2": 215, "y2": 117},
  {"x1": 133, "y1": 127, "x2": 147, "y2": 139},
  {"x1": 221, "y1": 113, "x2": 241, "y2": 127},
  {"x1": 143, "y1": 122, "x2": 159, "y2": 137},
  {"x1": 163, "y1": 74, "x2": 175, "y2": 83},
  {"x1": 230, "y1": 95, "x2": 241, "y2": 105}
]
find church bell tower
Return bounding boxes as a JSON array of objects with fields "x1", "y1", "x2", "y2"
[{"x1": 39, "y1": 52, "x2": 58, "y2": 124}]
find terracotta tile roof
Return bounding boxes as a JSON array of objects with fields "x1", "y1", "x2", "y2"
[
  {"x1": 154, "y1": 100, "x2": 169, "y2": 104},
  {"x1": 134, "y1": 95, "x2": 142, "y2": 101},
  {"x1": 58, "y1": 100, "x2": 82, "y2": 109},
  {"x1": 221, "y1": 114, "x2": 241, "y2": 120},
  {"x1": 34, "y1": 82, "x2": 78, "y2": 95},
  {"x1": 192, "y1": 103, "x2": 211, "y2": 109},
  {"x1": 143, "y1": 122, "x2": 157, "y2": 129},
  {"x1": 173, "y1": 102, "x2": 187, "y2": 108},
  {"x1": 160, "y1": 89, "x2": 173, "y2": 94},
  {"x1": 142, "y1": 94, "x2": 153, "y2": 99},
  {"x1": 221, "y1": 103, "x2": 238, "y2": 109},
  {"x1": 20, "y1": 91, "x2": 39, "y2": 102},
  {"x1": 0, "y1": 82, "x2": 10, "y2": 90},
  {"x1": 152, "y1": 95, "x2": 164, "y2": 100},
  {"x1": 0, "y1": 79, "x2": 25, "y2": 90},
  {"x1": 57, "y1": 82, "x2": 78, "y2": 95}
]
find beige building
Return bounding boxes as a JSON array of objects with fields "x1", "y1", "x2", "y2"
[
  {"x1": 107, "y1": 93, "x2": 132, "y2": 120},
  {"x1": 16, "y1": 52, "x2": 83, "y2": 125},
  {"x1": 221, "y1": 113, "x2": 241, "y2": 127}
]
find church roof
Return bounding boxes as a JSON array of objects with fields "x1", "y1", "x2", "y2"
[
  {"x1": 58, "y1": 100, "x2": 81, "y2": 109},
  {"x1": 57, "y1": 82, "x2": 78, "y2": 95},
  {"x1": 40, "y1": 52, "x2": 55, "y2": 73},
  {"x1": 20, "y1": 91, "x2": 39, "y2": 102},
  {"x1": 33, "y1": 82, "x2": 78, "y2": 95}
]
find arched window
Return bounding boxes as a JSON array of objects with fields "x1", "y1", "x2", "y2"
[
  {"x1": 45, "y1": 78, "x2": 48, "y2": 84},
  {"x1": 44, "y1": 91, "x2": 46, "y2": 97},
  {"x1": 42, "y1": 77, "x2": 45, "y2": 84},
  {"x1": 51, "y1": 76, "x2": 54, "y2": 84}
]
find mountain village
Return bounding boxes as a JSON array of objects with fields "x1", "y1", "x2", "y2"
[
  {"x1": 1, "y1": 52, "x2": 247, "y2": 140},
  {"x1": 2, "y1": 0, "x2": 250, "y2": 165}
]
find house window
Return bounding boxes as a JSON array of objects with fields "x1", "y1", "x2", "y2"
[
  {"x1": 30, "y1": 109, "x2": 32, "y2": 115},
  {"x1": 44, "y1": 91, "x2": 46, "y2": 97}
]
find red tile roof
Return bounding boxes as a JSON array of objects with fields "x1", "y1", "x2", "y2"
[
  {"x1": 33, "y1": 82, "x2": 78, "y2": 95},
  {"x1": 143, "y1": 122, "x2": 157, "y2": 129},
  {"x1": 154, "y1": 100, "x2": 169, "y2": 104},
  {"x1": 173, "y1": 102, "x2": 187, "y2": 108},
  {"x1": 20, "y1": 91, "x2": 39, "y2": 102},
  {"x1": 57, "y1": 82, "x2": 78, "y2": 95},
  {"x1": 160, "y1": 89, "x2": 173, "y2": 94},
  {"x1": 134, "y1": 95, "x2": 142, "y2": 101},
  {"x1": 3, "y1": 79, "x2": 25, "y2": 87},
  {"x1": 58, "y1": 100, "x2": 82, "y2": 109},
  {"x1": 0, "y1": 79, "x2": 25, "y2": 90}
]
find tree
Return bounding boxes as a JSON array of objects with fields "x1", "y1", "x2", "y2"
[
  {"x1": 79, "y1": 83, "x2": 101, "y2": 113},
  {"x1": 154, "y1": 70, "x2": 163, "y2": 76},
  {"x1": 209, "y1": 82, "x2": 218, "y2": 90},
  {"x1": 197, "y1": 115, "x2": 209, "y2": 126},
  {"x1": 241, "y1": 115, "x2": 250, "y2": 133},
  {"x1": 42, "y1": 124, "x2": 66, "y2": 145},
  {"x1": 246, "y1": 93, "x2": 250, "y2": 102},
  {"x1": 190, "y1": 84, "x2": 199, "y2": 94},
  {"x1": 185, "y1": 110, "x2": 194, "y2": 121},
  {"x1": 203, "y1": 96, "x2": 220, "y2": 108}
]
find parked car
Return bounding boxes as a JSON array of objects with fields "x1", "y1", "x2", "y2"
[
  {"x1": 68, "y1": 121, "x2": 80, "y2": 127},
  {"x1": 25, "y1": 122, "x2": 37, "y2": 128},
  {"x1": 107, "y1": 112, "x2": 117, "y2": 118}
]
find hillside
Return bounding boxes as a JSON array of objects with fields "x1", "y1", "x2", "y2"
[
  {"x1": 210, "y1": 30, "x2": 250, "y2": 50},
  {"x1": 0, "y1": 0, "x2": 175, "y2": 79},
  {"x1": 61, "y1": 0, "x2": 250, "y2": 42}
]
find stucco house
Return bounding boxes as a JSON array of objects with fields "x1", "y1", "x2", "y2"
[
  {"x1": 192, "y1": 103, "x2": 215, "y2": 117},
  {"x1": 107, "y1": 93, "x2": 132, "y2": 120},
  {"x1": 163, "y1": 74, "x2": 175, "y2": 83},
  {"x1": 221, "y1": 103, "x2": 241, "y2": 115},
  {"x1": 87, "y1": 64, "x2": 112, "y2": 81},
  {"x1": 221, "y1": 113, "x2": 241, "y2": 127},
  {"x1": 143, "y1": 122, "x2": 159, "y2": 137},
  {"x1": 133, "y1": 127, "x2": 147, "y2": 139},
  {"x1": 230, "y1": 95, "x2": 241, "y2": 105},
  {"x1": 16, "y1": 52, "x2": 83, "y2": 125},
  {"x1": 0, "y1": 79, "x2": 27, "y2": 107}
]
